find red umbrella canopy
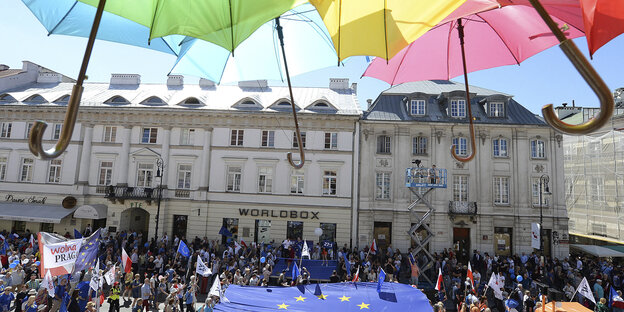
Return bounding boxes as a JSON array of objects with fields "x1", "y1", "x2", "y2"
[{"x1": 579, "y1": 0, "x2": 624, "y2": 56}]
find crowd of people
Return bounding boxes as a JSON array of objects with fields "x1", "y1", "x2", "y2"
[{"x1": 0, "y1": 228, "x2": 622, "y2": 312}]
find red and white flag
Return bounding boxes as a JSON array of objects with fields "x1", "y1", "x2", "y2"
[
  {"x1": 29, "y1": 234, "x2": 35, "y2": 249},
  {"x1": 240, "y1": 239, "x2": 248, "y2": 248},
  {"x1": 121, "y1": 248, "x2": 132, "y2": 273},
  {"x1": 370, "y1": 240, "x2": 377, "y2": 255},
  {"x1": 352, "y1": 267, "x2": 359, "y2": 282},
  {"x1": 467, "y1": 262, "x2": 475, "y2": 292},
  {"x1": 234, "y1": 241, "x2": 241, "y2": 255},
  {"x1": 435, "y1": 268, "x2": 443, "y2": 291}
]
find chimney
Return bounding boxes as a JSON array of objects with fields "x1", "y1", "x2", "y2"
[
  {"x1": 37, "y1": 72, "x2": 62, "y2": 83},
  {"x1": 572, "y1": 100, "x2": 575, "y2": 107},
  {"x1": 350, "y1": 82, "x2": 357, "y2": 95},
  {"x1": 562, "y1": 102, "x2": 567, "y2": 107},
  {"x1": 199, "y1": 78, "x2": 215, "y2": 88},
  {"x1": 167, "y1": 75, "x2": 184, "y2": 86},
  {"x1": 329, "y1": 78, "x2": 349, "y2": 90},
  {"x1": 367, "y1": 99, "x2": 373, "y2": 109},
  {"x1": 110, "y1": 74, "x2": 141, "y2": 85},
  {"x1": 0, "y1": 64, "x2": 8, "y2": 71},
  {"x1": 238, "y1": 80, "x2": 268, "y2": 88}
]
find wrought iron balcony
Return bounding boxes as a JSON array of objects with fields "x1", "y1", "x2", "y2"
[
  {"x1": 104, "y1": 185, "x2": 162, "y2": 204},
  {"x1": 448, "y1": 201, "x2": 478, "y2": 215}
]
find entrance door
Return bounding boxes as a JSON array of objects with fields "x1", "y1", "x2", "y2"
[
  {"x1": 542, "y1": 229, "x2": 552, "y2": 257},
  {"x1": 374, "y1": 222, "x2": 392, "y2": 252},
  {"x1": 254, "y1": 220, "x2": 271, "y2": 244},
  {"x1": 172, "y1": 215, "x2": 188, "y2": 239},
  {"x1": 120, "y1": 208, "x2": 150, "y2": 237},
  {"x1": 453, "y1": 227, "x2": 471, "y2": 263}
]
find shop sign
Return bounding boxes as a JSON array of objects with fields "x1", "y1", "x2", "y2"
[
  {"x1": 238, "y1": 208, "x2": 319, "y2": 219},
  {"x1": 5, "y1": 194, "x2": 47, "y2": 204}
]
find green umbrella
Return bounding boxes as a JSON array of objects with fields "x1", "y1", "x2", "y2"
[{"x1": 77, "y1": 0, "x2": 307, "y2": 52}]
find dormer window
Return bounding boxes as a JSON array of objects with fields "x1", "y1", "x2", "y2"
[
  {"x1": 488, "y1": 102, "x2": 505, "y2": 117},
  {"x1": 449, "y1": 99, "x2": 466, "y2": 118},
  {"x1": 0, "y1": 94, "x2": 16, "y2": 103},
  {"x1": 313, "y1": 102, "x2": 329, "y2": 108},
  {"x1": 179, "y1": 97, "x2": 202, "y2": 105},
  {"x1": 278, "y1": 101, "x2": 291, "y2": 107},
  {"x1": 409, "y1": 99, "x2": 426, "y2": 116},
  {"x1": 241, "y1": 100, "x2": 256, "y2": 105},
  {"x1": 54, "y1": 95, "x2": 70, "y2": 104},
  {"x1": 105, "y1": 96, "x2": 130, "y2": 104},
  {"x1": 141, "y1": 96, "x2": 166, "y2": 105},
  {"x1": 24, "y1": 94, "x2": 46, "y2": 103}
]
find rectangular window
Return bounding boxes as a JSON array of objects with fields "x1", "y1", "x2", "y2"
[
  {"x1": 0, "y1": 122, "x2": 12, "y2": 138},
  {"x1": 0, "y1": 156, "x2": 6, "y2": 181},
  {"x1": 493, "y1": 138, "x2": 508, "y2": 157},
  {"x1": 98, "y1": 161, "x2": 113, "y2": 185},
  {"x1": 375, "y1": 172, "x2": 391, "y2": 200},
  {"x1": 412, "y1": 136, "x2": 428, "y2": 155},
  {"x1": 290, "y1": 170, "x2": 304, "y2": 194},
  {"x1": 230, "y1": 129, "x2": 244, "y2": 146},
  {"x1": 261, "y1": 130, "x2": 275, "y2": 147},
  {"x1": 493, "y1": 177, "x2": 510, "y2": 205},
  {"x1": 136, "y1": 163, "x2": 154, "y2": 187},
  {"x1": 410, "y1": 100, "x2": 426, "y2": 115},
  {"x1": 590, "y1": 176, "x2": 605, "y2": 202},
  {"x1": 20, "y1": 158, "x2": 34, "y2": 182},
  {"x1": 258, "y1": 167, "x2": 273, "y2": 193},
  {"x1": 40, "y1": 223, "x2": 54, "y2": 232},
  {"x1": 52, "y1": 124, "x2": 62, "y2": 140},
  {"x1": 13, "y1": 221, "x2": 26, "y2": 232},
  {"x1": 180, "y1": 128, "x2": 195, "y2": 145},
  {"x1": 177, "y1": 164, "x2": 192, "y2": 189},
  {"x1": 453, "y1": 137, "x2": 468, "y2": 156},
  {"x1": 141, "y1": 127, "x2": 158, "y2": 144},
  {"x1": 453, "y1": 175, "x2": 468, "y2": 202},
  {"x1": 292, "y1": 131, "x2": 306, "y2": 148},
  {"x1": 48, "y1": 159, "x2": 62, "y2": 183},
  {"x1": 322, "y1": 170, "x2": 337, "y2": 196},
  {"x1": 103, "y1": 126, "x2": 117, "y2": 142},
  {"x1": 531, "y1": 139, "x2": 546, "y2": 158},
  {"x1": 450, "y1": 99, "x2": 466, "y2": 118},
  {"x1": 320, "y1": 223, "x2": 337, "y2": 243},
  {"x1": 227, "y1": 166, "x2": 242, "y2": 192},
  {"x1": 488, "y1": 102, "x2": 505, "y2": 117},
  {"x1": 324, "y1": 132, "x2": 338, "y2": 149},
  {"x1": 377, "y1": 135, "x2": 391, "y2": 154},
  {"x1": 531, "y1": 178, "x2": 549, "y2": 206},
  {"x1": 287, "y1": 221, "x2": 303, "y2": 241},
  {"x1": 25, "y1": 122, "x2": 34, "y2": 138}
]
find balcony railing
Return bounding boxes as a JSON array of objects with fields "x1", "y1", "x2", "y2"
[
  {"x1": 104, "y1": 185, "x2": 162, "y2": 204},
  {"x1": 174, "y1": 189, "x2": 190, "y2": 198},
  {"x1": 448, "y1": 201, "x2": 477, "y2": 215}
]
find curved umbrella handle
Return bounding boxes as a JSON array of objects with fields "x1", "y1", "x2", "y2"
[
  {"x1": 28, "y1": 0, "x2": 107, "y2": 159},
  {"x1": 529, "y1": 0, "x2": 614, "y2": 134},
  {"x1": 287, "y1": 130, "x2": 305, "y2": 169},
  {"x1": 29, "y1": 85, "x2": 83, "y2": 159},
  {"x1": 450, "y1": 122, "x2": 477, "y2": 163}
]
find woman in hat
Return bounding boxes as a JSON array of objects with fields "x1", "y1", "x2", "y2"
[
  {"x1": 23, "y1": 294, "x2": 38, "y2": 312},
  {"x1": 85, "y1": 302, "x2": 96, "y2": 312}
]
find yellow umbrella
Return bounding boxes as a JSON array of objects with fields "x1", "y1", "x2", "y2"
[{"x1": 310, "y1": 0, "x2": 467, "y2": 61}]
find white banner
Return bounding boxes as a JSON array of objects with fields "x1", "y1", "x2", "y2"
[
  {"x1": 301, "y1": 241, "x2": 310, "y2": 258},
  {"x1": 209, "y1": 275, "x2": 222, "y2": 298},
  {"x1": 104, "y1": 265, "x2": 116, "y2": 285},
  {"x1": 531, "y1": 223, "x2": 541, "y2": 249},
  {"x1": 196, "y1": 257, "x2": 212, "y2": 277},
  {"x1": 42, "y1": 270, "x2": 55, "y2": 297},
  {"x1": 41, "y1": 238, "x2": 82, "y2": 275},
  {"x1": 577, "y1": 277, "x2": 596, "y2": 304}
]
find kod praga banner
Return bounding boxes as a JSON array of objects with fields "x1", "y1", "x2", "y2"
[{"x1": 39, "y1": 232, "x2": 82, "y2": 277}]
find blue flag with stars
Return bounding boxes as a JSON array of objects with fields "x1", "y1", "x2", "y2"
[
  {"x1": 292, "y1": 262, "x2": 301, "y2": 282},
  {"x1": 177, "y1": 240, "x2": 191, "y2": 258},
  {"x1": 214, "y1": 282, "x2": 432, "y2": 311},
  {"x1": 74, "y1": 229, "x2": 101, "y2": 272},
  {"x1": 377, "y1": 269, "x2": 386, "y2": 293}
]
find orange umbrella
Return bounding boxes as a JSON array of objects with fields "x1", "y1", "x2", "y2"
[{"x1": 580, "y1": 0, "x2": 624, "y2": 57}]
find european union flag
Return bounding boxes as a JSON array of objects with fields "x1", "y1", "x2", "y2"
[
  {"x1": 292, "y1": 262, "x2": 300, "y2": 282},
  {"x1": 177, "y1": 240, "x2": 191, "y2": 258},
  {"x1": 74, "y1": 229, "x2": 101, "y2": 272},
  {"x1": 344, "y1": 253, "x2": 351, "y2": 276},
  {"x1": 74, "y1": 229, "x2": 82, "y2": 239},
  {"x1": 219, "y1": 226, "x2": 233, "y2": 237},
  {"x1": 377, "y1": 269, "x2": 386, "y2": 293},
  {"x1": 216, "y1": 282, "x2": 432, "y2": 311}
]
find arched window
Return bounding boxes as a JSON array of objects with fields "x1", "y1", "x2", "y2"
[
  {"x1": 0, "y1": 94, "x2": 17, "y2": 103},
  {"x1": 54, "y1": 95, "x2": 70, "y2": 104},
  {"x1": 141, "y1": 96, "x2": 166, "y2": 105},
  {"x1": 105, "y1": 96, "x2": 130, "y2": 104},
  {"x1": 178, "y1": 97, "x2": 202, "y2": 105},
  {"x1": 24, "y1": 94, "x2": 47, "y2": 103}
]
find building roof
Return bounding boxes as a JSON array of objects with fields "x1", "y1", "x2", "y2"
[
  {"x1": 0, "y1": 81, "x2": 360, "y2": 116},
  {"x1": 0, "y1": 69, "x2": 23, "y2": 78},
  {"x1": 363, "y1": 80, "x2": 545, "y2": 126}
]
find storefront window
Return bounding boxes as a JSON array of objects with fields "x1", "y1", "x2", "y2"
[
  {"x1": 494, "y1": 227, "x2": 513, "y2": 256},
  {"x1": 287, "y1": 221, "x2": 303, "y2": 240},
  {"x1": 40, "y1": 223, "x2": 54, "y2": 232},
  {"x1": 319, "y1": 223, "x2": 336, "y2": 243},
  {"x1": 222, "y1": 218, "x2": 239, "y2": 244},
  {"x1": 13, "y1": 221, "x2": 26, "y2": 233}
]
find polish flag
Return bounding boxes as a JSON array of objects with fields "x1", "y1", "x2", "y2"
[
  {"x1": 352, "y1": 267, "x2": 359, "y2": 282},
  {"x1": 370, "y1": 240, "x2": 377, "y2": 255},
  {"x1": 29, "y1": 234, "x2": 35, "y2": 249},
  {"x1": 435, "y1": 268, "x2": 443, "y2": 291},
  {"x1": 467, "y1": 262, "x2": 475, "y2": 292},
  {"x1": 240, "y1": 239, "x2": 247, "y2": 248},
  {"x1": 121, "y1": 248, "x2": 132, "y2": 273}
]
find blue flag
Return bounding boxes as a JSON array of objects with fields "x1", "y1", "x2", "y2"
[
  {"x1": 219, "y1": 226, "x2": 233, "y2": 237},
  {"x1": 177, "y1": 240, "x2": 191, "y2": 258},
  {"x1": 292, "y1": 262, "x2": 301, "y2": 282},
  {"x1": 74, "y1": 229, "x2": 82, "y2": 239},
  {"x1": 610, "y1": 285, "x2": 617, "y2": 308},
  {"x1": 59, "y1": 292, "x2": 71, "y2": 312},
  {"x1": 344, "y1": 253, "x2": 351, "y2": 276},
  {"x1": 74, "y1": 229, "x2": 101, "y2": 272},
  {"x1": 408, "y1": 253, "x2": 416, "y2": 264},
  {"x1": 377, "y1": 269, "x2": 386, "y2": 293}
]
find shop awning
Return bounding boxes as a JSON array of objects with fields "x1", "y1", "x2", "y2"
[
  {"x1": 73, "y1": 204, "x2": 108, "y2": 219},
  {"x1": 570, "y1": 231, "x2": 624, "y2": 245},
  {"x1": 0, "y1": 202, "x2": 77, "y2": 223},
  {"x1": 570, "y1": 244, "x2": 624, "y2": 257}
]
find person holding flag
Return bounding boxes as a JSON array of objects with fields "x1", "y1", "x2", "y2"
[
  {"x1": 177, "y1": 240, "x2": 191, "y2": 258},
  {"x1": 377, "y1": 268, "x2": 386, "y2": 293},
  {"x1": 408, "y1": 253, "x2": 420, "y2": 286},
  {"x1": 291, "y1": 262, "x2": 301, "y2": 285}
]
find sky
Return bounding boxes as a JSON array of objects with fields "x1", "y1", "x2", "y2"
[{"x1": 1, "y1": 0, "x2": 623, "y2": 114}]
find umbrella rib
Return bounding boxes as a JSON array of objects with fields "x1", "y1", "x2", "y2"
[
  {"x1": 390, "y1": 40, "x2": 417, "y2": 86},
  {"x1": 229, "y1": 0, "x2": 235, "y2": 55},
  {"x1": 147, "y1": 0, "x2": 162, "y2": 45},
  {"x1": 384, "y1": 0, "x2": 389, "y2": 61},
  {"x1": 338, "y1": 0, "x2": 342, "y2": 64},
  {"x1": 48, "y1": 1, "x2": 79, "y2": 35},
  {"x1": 446, "y1": 21, "x2": 455, "y2": 80},
  {"x1": 474, "y1": 13, "x2": 520, "y2": 66}
]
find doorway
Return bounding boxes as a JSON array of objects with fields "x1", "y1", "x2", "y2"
[
  {"x1": 172, "y1": 215, "x2": 188, "y2": 239},
  {"x1": 255, "y1": 220, "x2": 271, "y2": 244},
  {"x1": 119, "y1": 208, "x2": 150, "y2": 237},
  {"x1": 374, "y1": 222, "x2": 392, "y2": 252},
  {"x1": 453, "y1": 227, "x2": 471, "y2": 263},
  {"x1": 542, "y1": 229, "x2": 552, "y2": 257}
]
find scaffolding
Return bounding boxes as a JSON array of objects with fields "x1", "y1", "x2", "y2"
[{"x1": 405, "y1": 166, "x2": 447, "y2": 284}]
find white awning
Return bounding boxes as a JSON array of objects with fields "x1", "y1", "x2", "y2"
[
  {"x1": 571, "y1": 244, "x2": 624, "y2": 257},
  {"x1": 0, "y1": 202, "x2": 77, "y2": 223},
  {"x1": 73, "y1": 204, "x2": 108, "y2": 219}
]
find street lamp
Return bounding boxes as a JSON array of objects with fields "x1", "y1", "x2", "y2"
[
  {"x1": 539, "y1": 174, "x2": 551, "y2": 255},
  {"x1": 154, "y1": 157, "x2": 164, "y2": 241}
]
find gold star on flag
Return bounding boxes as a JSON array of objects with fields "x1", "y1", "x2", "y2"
[
  {"x1": 277, "y1": 303, "x2": 289, "y2": 309},
  {"x1": 357, "y1": 302, "x2": 370, "y2": 309},
  {"x1": 294, "y1": 296, "x2": 306, "y2": 302},
  {"x1": 317, "y1": 294, "x2": 328, "y2": 300},
  {"x1": 339, "y1": 295, "x2": 350, "y2": 302}
]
